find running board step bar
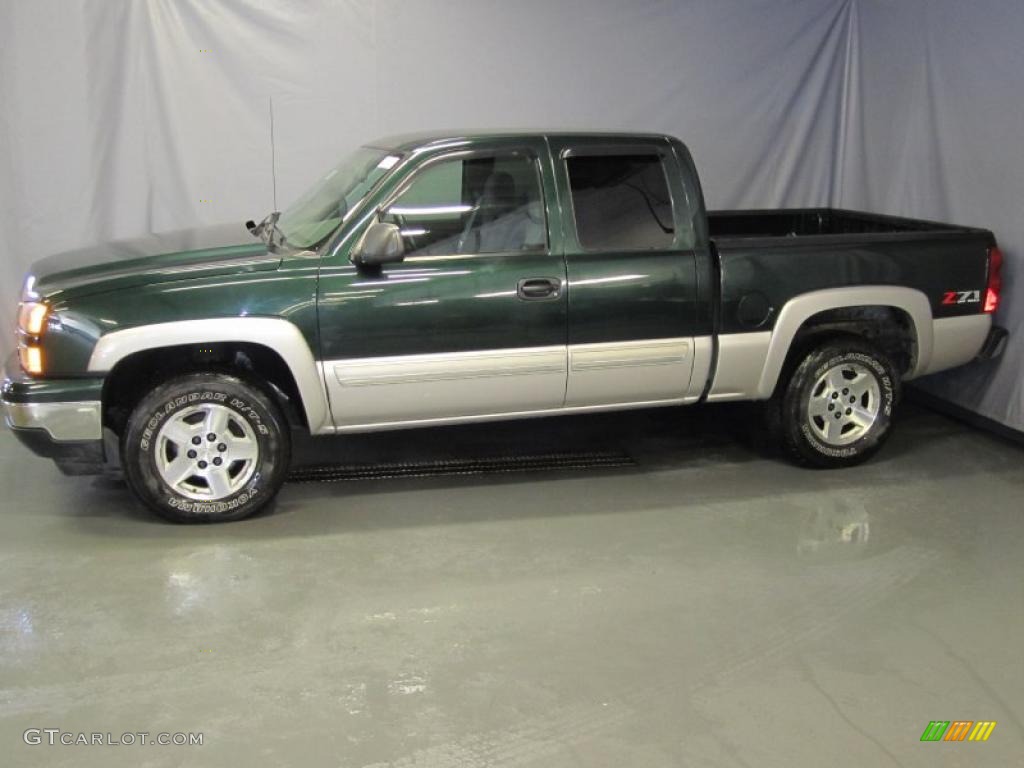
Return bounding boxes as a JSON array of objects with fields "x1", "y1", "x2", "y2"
[{"x1": 287, "y1": 451, "x2": 635, "y2": 483}]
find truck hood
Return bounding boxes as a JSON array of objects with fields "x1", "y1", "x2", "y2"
[{"x1": 29, "y1": 222, "x2": 281, "y2": 300}]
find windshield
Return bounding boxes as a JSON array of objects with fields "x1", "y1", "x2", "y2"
[{"x1": 276, "y1": 147, "x2": 401, "y2": 249}]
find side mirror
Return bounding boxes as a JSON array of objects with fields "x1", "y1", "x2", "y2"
[{"x1": 352, "y1": 221, "x2": 405, "y2": 267}]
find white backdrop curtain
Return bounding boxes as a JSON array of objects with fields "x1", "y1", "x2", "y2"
[{"x1": 1, "y1": 0, "x2": 1021, "y2": 430}]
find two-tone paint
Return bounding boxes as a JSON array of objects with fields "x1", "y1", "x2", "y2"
[{"x1": 2, "y1": 131, "x2": 1005, "y2": 468}]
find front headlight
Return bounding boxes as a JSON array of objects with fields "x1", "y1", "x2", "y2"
[
  {"x1": 16, "y1": 297, "x2": 49, "y2": 376},
  {"x1": 18, "y1": 302, "x2": 49, "y2": 336}
]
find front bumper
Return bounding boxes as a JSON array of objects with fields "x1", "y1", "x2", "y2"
[
  {"x1": 2, "y1": 355, "x2": 106, "y2": 474},
  {"x1": 4, "y1": 400, "x2": 103, "y2": 441}
]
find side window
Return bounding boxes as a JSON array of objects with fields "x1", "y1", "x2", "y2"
[
  {"x1": 566, "y1": 154, "x2": 675, "y2": 251},
  {"x1": 382, "y1": 153, "x2": 546, "y2": 257}
]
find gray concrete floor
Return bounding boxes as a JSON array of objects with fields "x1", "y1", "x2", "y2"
[{"x1": 1, "y1": 401, "x2": 1022, "y2": 767}]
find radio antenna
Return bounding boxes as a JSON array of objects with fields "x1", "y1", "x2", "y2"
[{"x1": 269, "y1": 96, "x2": 278, "y2": 210}]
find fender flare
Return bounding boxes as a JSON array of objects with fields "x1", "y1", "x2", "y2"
[
  {"x1": 87, "y1": 318, "x2": 331, "y2": 432},
  {"x1": 755, "y1": 286, "x2": 934, "y2": 398}
]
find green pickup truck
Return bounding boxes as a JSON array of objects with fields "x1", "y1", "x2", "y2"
[{"x1": 2, "y1": 131, "x2": 1007, "y2": 522}]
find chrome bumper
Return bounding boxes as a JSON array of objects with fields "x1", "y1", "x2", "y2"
[{"x1": 3, "y1": 400, "x2": 103, "y2": 441}]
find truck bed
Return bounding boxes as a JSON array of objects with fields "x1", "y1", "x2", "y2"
[
  {"x1": 706, "y1": 207, "x2": 995, "y2": 339},
  {"x1": 708, "y1": 208, "x2": 980, "y2": 241}
]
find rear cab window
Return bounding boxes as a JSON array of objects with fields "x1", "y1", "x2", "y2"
[{"x1": 559, "y1": 143, "x2": 695, "y2": 253}]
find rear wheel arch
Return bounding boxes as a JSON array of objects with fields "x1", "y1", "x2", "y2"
[{"x1": 757, "y1": 287, "x2": 933, "y2": 398}]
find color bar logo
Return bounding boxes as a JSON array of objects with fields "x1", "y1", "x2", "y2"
[{"x1": 920, "y1": 721, "x2": 996, "y2": 742}]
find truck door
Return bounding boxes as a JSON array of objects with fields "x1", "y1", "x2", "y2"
[
  {"x1": 547, "y1": 137, "x2": 704, "y2": 407},
  {"x1": 316, "y1": 141, "x2": 568, "y2": 430}
]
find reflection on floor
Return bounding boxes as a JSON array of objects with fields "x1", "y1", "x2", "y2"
[{"x1": 1, "y1": 401, "x2": 1022, "y2": 767}]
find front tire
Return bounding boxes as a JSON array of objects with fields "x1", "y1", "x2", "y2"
[
  {"x1": 771, "y1": 338, "x2": 899, "y2": 468},
  {"x1": 122, "y1": 373, "x2": 291, "y2": 522}
]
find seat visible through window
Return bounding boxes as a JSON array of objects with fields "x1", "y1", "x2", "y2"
[
  {"x1": 382, "y1": 151, "x2": 546, "y2": 257},
  {"x1": 460, "y1": 171, "x2": 545, "y2": 253}
]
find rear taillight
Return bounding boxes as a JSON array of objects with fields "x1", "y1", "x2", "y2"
[{"x1": 984, "y1": 246, "x2": 1003, "y2": 313}]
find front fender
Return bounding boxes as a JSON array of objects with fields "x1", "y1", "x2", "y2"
[{"x1": 87, "y1": 318, "x2": 331, "y2": 432}]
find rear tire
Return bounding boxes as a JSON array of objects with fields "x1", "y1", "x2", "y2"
[
  {"x1": 770, "y1": 338, "x2": 899, "y2": 468},
  {"x1": 122, "y1": 373, "x2": 291, "y2": 523}
]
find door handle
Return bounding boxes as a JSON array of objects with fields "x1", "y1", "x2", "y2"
[{"x1": 517, "y1": 277, "x2": 562, "y2": 301}]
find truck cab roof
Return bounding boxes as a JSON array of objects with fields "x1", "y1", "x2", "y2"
[{"x1": 366, "y1": 130, "x2": 679, "y2": 152}]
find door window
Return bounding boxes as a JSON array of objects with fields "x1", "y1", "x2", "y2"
[
  {"x1": 566, "y1": 154, "x2": 675, "y2": 251},
  {"x1": 382, "y1": 153, "x2": 546, "y2": 257}
]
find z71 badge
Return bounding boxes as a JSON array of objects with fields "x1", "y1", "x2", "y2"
[{"x1": 942, "y1": 290, "x2": 981, "y2": 305}]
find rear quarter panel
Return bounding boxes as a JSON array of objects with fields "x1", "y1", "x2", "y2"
[{"x1": 715, "y1": 231, "x2": 993, "y2": 336}]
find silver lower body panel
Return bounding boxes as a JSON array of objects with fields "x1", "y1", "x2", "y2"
[{"x1": 320, "y1": 337, "x2": 710, "y2": 434}]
